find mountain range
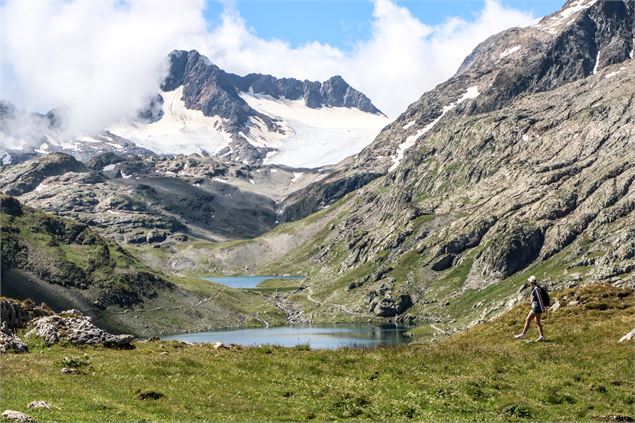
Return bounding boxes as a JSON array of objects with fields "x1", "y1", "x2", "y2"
[{"x1": 0, "y1": 51, "x2": 388, "y2": 167}]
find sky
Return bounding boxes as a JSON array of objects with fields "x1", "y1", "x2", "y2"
[
  {"x1": 204, "y1": 1, "x2": 562, "y2": 49},
  {"x1": 0, "y1": 0, "x2": 564, "y2": 136}
]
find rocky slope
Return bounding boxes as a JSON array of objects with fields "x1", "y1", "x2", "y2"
[
  {"x1": 282, "y1": 0, "x2": 634, "y2": 222},
  {"x1": 189, "y1": 0, "x2": 635, "y2": 330},
  {"x1": 0, "y1": 152, "x2": 331, "y2": 244}
]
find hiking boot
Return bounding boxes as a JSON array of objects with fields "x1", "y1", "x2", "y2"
[
  {"x1": 535, "y1": 336, "x2": 545, "y2": 342},
  {"x1": 514, "y1": 334, "x2": 525, "y2": 339}
]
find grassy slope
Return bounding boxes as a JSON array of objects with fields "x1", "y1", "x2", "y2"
[
  {"x1": 0, "y1": 198, "x2": 286, "y2": 335},
  {"x1": 2, "y1": 284, "x2": 633, "y2": 422}
]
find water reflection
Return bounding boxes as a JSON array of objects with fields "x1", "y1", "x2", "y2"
[{"x1": 162, "y1": 324, "x2": 410, "y2": 349}]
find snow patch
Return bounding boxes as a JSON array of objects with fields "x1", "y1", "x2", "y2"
[
  {"x1": 102, "y1": 164, "x2": 116, "y2": 171},
  {"x1": 388, "y1": 85, "x2": 479, "y2": 172},
  {"x1": 593, "y1": 50, "x2": 601, "y2": 74},
  {"x1": 402, "y1": 120, "x2": 415, "y2": 130},
  {"x1": 291, "y1": 172, "x2": 303, "y2": 183},
  {"x1": 499, "y1": 45, "x2": 521, "y2": 58},
  {"x1": 533, "y1": 0, "x2": 597, "y2": 35},
  {"x1": 522, "y1": 134, "x2": 530, "y2": 142}
]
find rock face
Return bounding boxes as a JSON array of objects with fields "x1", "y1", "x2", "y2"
[
  {"x1": 0, "y1": 153, "x2": 293, "y2": 243},
  {"x1": 353, "y1": 0, "x2": 633, "y2": 174},
  {"x1": 26, "y1": 310, "x2": 133, "y2": 348},
  {"x1": 0, "y1": 298, "x2": 52, "y2": 331}
]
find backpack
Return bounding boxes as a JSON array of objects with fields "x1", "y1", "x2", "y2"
[{"x1": 539, "y1": 286, "x2": 551, "y2": 307}]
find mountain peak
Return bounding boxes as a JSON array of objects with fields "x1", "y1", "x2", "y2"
[{"x1": 161, "y1": 49, "x2": 382, "y2": 115}]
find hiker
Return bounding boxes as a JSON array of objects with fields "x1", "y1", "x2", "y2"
[{"x1": 515, "y1": 275, "x2": 546, "y2": 341}]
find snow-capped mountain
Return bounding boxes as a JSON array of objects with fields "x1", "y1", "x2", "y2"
[
  {"x1": 0, "y1": 50, "x2": 389, "y2": 168},
  {"x1": 109, "y1": 49, "x2": 389, "y2": 167}
]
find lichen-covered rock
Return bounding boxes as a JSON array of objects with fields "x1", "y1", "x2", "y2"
[
  {"x1": 26, "y1": 311, "x2": 133, "y2": 348},
  {"x1": 27, "y1": 401, "x2": 51, "y2": 410},
  {"x1": 0, "y1": 324, "x2": 28, "y2": 354},
  {"x1": 1, "y1": 410, "x2": 33, "y2": 422}
]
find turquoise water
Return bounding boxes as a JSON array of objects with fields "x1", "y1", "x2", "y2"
[
  {"x1": 162, "y1": 324, "x2": 411, "y2": 349},
  {"x1": 202, "y1": 275, "x2": 305, "y2": 289}
]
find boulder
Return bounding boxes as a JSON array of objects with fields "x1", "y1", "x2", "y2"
[
  {"x1": 0, "y1": 325, "x2": 28, "y2": 354},
  {"x1": 370, "y1": 293, "x2": 413, "y2": 317},
  {"x1": 27, "y1": 401, "x2": 51, "y2": 410},
  {"x1": 1, "y1": 410, "x2": 33, "y2": 422},
  {"x1": 146, "y1": 230, "x2": 166, "y2": 244},
  {"x1": 26, "y1": 312, "x2": 133, "y2": 348}
]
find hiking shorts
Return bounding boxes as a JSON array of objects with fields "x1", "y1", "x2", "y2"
[{"x1": 532, "y1": 304, "x2": 543, "y2": 315}]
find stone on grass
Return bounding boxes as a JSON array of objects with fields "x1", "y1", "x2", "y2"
[
  {"x1": 26, "y1": 312, "x2": 133, "y2": 348},
  {"x1": 27, "y1": 401, "x2": 50, "y2": 410},
  {"x1": 618, "y1": 328, "x2": 635, "y2": 343},
  {"x1": 60, "y1": 367, "x2": 82, "y2": 374},
  {"x1": 0, "y1": 324, "x2": 28, "y2": 354},
  {"x1": 1, "y1": 410, "x2": 34, "y2": 422}
]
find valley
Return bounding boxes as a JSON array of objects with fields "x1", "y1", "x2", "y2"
[{"x1": 1, "y1": 0, "x2": 634, "y2": 421}]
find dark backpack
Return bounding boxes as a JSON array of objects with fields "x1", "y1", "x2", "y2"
[{"x1": 539, "y1": 286, "x2": 551, "y2": 307}]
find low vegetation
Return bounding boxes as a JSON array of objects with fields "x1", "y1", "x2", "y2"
[{"x1": 2, "y1": 284, "x2": 633, "y2": 422}]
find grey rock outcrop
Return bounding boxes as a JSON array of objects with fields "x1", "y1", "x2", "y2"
[
  {"x1": 1, "y1": 410, "x2": 34, "y2": 422},
  {"x1": 0, "y1": 299, "x2": 52, "y2": 331},
  {"x1": 26, "y1": 310, "x2": 133, "y2": 348},
  {"x1": 0, "y1": 323, "x2": 28, "y2": 354},
  {"x1": 27, "y1": 401, "x2": 51, "y2": 410}
]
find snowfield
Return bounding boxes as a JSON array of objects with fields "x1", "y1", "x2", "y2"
[
  {"x1": 240, "y1": 93, "x2": 390, "y2": 168},
  {"x1": 108, "y1": 87, "x2": 233, "y2": 156},
  {"x1": 106, "y1": 88, "x2": 389, "y2": 169}
]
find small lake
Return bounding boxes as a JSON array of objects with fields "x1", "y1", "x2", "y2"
[
  {"x1": 202, "y1": 275, "x2": 304, "y2": 289},
  {"x1": 162, "y1": 324, "x2": 411, "y2": 349}
]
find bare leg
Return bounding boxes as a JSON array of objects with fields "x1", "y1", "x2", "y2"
[
  {"x1": 535, "y1": 314, "x2": 545, "y2": 338},
  {"x1": 520, "y1": 311, "x2": 535, "y2": 335}
]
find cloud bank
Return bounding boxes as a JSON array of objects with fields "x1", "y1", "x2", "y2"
[
  {"x1": 0, "y1": 0, "x2": 206, "y2": 135},
  {"x1": 0, "y1": 0, "x2": 534, "y2": 139},
  {"x1": 192, "y1": 0, "x2": 533, "y2": 116}
]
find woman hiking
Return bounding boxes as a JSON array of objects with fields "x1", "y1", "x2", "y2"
[{"x1": 515, "y1": 275, "x2": 546, "y2": 341}]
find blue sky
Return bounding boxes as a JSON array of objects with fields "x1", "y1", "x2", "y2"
[{"x1": 204, "y1": 0, "x2": 562, "y2": 49}]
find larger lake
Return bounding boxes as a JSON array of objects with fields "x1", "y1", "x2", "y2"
[
  {"x1": 162, "y1": 324, "x2": 411, "y2": 349},
  {"x1": 202, "y1": 275, "x2": 304, "y2": 289}
]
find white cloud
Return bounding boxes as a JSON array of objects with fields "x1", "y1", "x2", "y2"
[
  {"x1": 0, "y1": 0, "x2": 535, "y2": 140},
  {"x1": 187, "y1": 0, "x2": 535, "y2": 116},
  {"x1": 0, "y1": 0, "x2": 206, "y2": 135}
]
